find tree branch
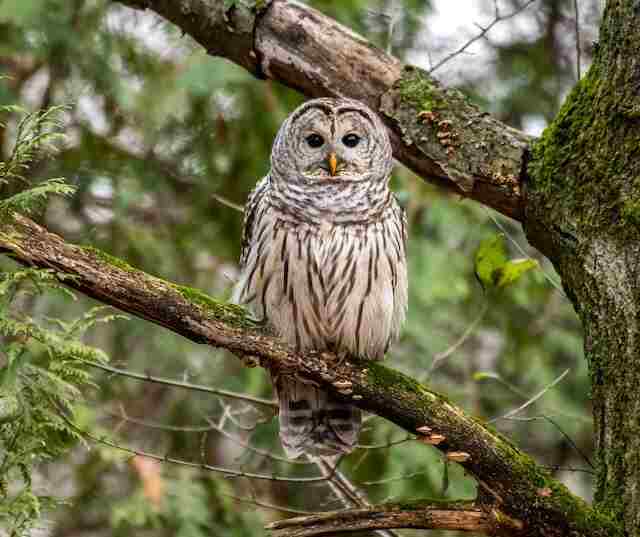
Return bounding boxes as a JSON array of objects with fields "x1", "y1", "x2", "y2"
[
  {"x1": 265, "y1": 501, "x2": 502, "y2": 536},
  {"x1": 112, "y1": 0, "x2": 531, "y2": 220},
  {"x1": 0, "y1": 214, "x2": 618, "y2": 537}
]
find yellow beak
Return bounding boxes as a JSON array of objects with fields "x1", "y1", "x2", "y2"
[{"x1": 328, "y1": 153, "x2": 338, "y2": 176}]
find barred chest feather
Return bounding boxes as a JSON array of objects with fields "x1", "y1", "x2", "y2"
[{"x1": 233, "y1": 201, "x2": 408, "y2": 361}]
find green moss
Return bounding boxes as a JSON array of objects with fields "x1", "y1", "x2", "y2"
[
  {"x1": 81, "y1": 246, "x2": 256, "y2": 329},
  {"x1": 393, "y1": 499, "x2": 475, "y2": 511},
  {"x1": 81, "y1": 246, "x2": 136, "y2": 272},
  {"x1": 529, "y1": 72, "x2": 601, "y2": 197},
  {"x1": 170, "y1": 283, "x2": 256, "y2": 329},
  {"x1": 621, "y1": 199, "x2": 640, "y2": 227},
  {"x1": 528, "y1": 64, "x2": 640, "y2": 235},
  {"x1": 365, "y1": 361, "x2": 447, "y2": 402},
  {"x1": 397, "y1": 68, "x2": 443, "y2": 112}
]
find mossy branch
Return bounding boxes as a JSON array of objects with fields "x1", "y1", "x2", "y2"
[
  {"x1": 112, "y1": 0, "x2": 529, "y2": 220},
  {"x1": 0, "y1": 213, "x2": 621, "y2": 537}
]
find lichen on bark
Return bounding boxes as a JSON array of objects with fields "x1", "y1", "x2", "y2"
[{"x1": 379, "y1": 66, "x2": 530, "y2": 217}]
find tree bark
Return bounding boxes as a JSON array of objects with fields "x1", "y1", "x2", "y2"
[
  {"x1": 265, "y1": 501, "x2": 502, "y2": 536},
  {"x1": 524, "y1": 1, "x2": 640, "y2": 533},
  {"x1": 0, "y1": 214, "x2": 621, "y2": 537}
]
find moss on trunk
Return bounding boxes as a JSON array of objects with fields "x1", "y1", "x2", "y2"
[{"x1": 525, "y1": 2, "x2": 640, "y2": 533}]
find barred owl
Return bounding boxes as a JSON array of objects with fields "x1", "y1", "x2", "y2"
[{"x1": 233, "y1": 98, "x2": 408, "y2": 458}]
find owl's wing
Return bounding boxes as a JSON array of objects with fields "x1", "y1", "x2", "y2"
[
  {"x1": 239, "y1": 175, "x2": 270, "y2": 270},
  {"x1": 400, "y1": 201, "x2": 408, "y2": 252}
]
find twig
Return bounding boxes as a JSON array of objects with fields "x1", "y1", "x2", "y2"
[
  {"x1": 425, "y1": 301, "x2": 488, "y2": 379},
  {"x1": 504, "y1": 414, "x2": 594, "y2": 469},
  {"x1": 67, "y1": 417, "x2": 328, "y2": 483},
  {"x1": 543, "y1": 465, "x2": 595, "y2": 475},
  {"x1": 574, "y1": 0, "x2": 581, "y2": 80},
  {"x1": 212, "y1": 193, "x2": 244, "y2": 213},
  {"x1": 488, "y1": 368, "x2": 570, "y2": 423},
  {"x1": 84, "y1": 360, "x2": 277, "y2": 408},
  {"x1": 105, "y1": 405, "x2": 212, "y2": 432},
  {"x1": 222, "y1": 492, "x2": 318, "y2": 515},
  {"x1": 429, "y1": 0, "x2": 538, "y2": 74},
  {"x1": 204, "y1": 416, "x2": 311, "y2": 465},
  {"x1": 104, "y1": 404, "x2": 310, "y2": 466}
]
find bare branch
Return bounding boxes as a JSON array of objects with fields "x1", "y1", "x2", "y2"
[
  {"x1": 265, "y1": 502, "x2": 512, "y2": 536},
  {"x1": 69, "y1": 418, "x2": 329, "y2": 484},
  {"x1": 105, "y1": 406, "x2": 212, "y2": 433},
  {"x1": 86, "y1": 360, "x2": 277, "y2": 408},
  {"x1": 211, "y1": 193, "x2": 244, "y2": 213},
  {"x1": 428, "y1": 0, "x2": 538, "y2": 74},
  {"x1": 488, "y1": 369, "x2": 570, "y2": 423},
  {"x1": 425, "y1": 301, "x2": 488, "y2": 379},
  {"x1": 222, "y1": 493, "x2": 318, "y2": 516},
  {"x1": 204, "y1": 416, "x2": 312, "y2": 466}
]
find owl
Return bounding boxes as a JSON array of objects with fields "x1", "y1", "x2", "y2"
[{"x1": 233, "y1": 98, "x2": 408, "y2": 458}]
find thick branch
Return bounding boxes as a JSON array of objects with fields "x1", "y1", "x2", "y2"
[
  {"x1": 266, "y1": 501, "x2": 502, "y2": 536},
  {"x1": 113, "y1": 0, "x2": 530, "y2": 220},
  {"x1": 0, "y1": 214, "x2": 618, "y2": 537}
]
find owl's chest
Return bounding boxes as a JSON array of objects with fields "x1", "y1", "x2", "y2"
[
  {"x1": 281, "y1": 220, "x2": 366, "y2": 297},
  {"x1": 236, "y1": 208, "x2": 404, "y2": 357}
]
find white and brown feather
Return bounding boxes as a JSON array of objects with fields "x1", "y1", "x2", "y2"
[{"x1": 233, "y1": 99, "x2": 407, "y2": 458}]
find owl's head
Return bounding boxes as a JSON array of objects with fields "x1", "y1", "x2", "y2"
[{"x1": 271, "y1": 98, "x2": 392, "y2": 184}]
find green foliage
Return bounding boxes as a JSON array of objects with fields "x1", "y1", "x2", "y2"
[
  {"x1": 0, "y1": 269, "x2": 112, "y2": 535},
  {"x1": 0, "y1": 98, "x2": 108, "y2": 535},
  {"x1": 110, "y1": 470, "x2": 261, "y2": 537},
  {"x1": 0, "y1": 103, "x2": 75, "y2": 216},
  {"x1": 474, "y1": 233, "x2": 539, "y2": 289}
]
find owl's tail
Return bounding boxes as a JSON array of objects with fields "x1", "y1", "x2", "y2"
[{"x1": 275, "y1": 376, "x2": 361, "y2": 459}]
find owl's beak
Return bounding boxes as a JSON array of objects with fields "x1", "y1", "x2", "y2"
[{"x1": 328, "y1": 153, "x2": 338, "y2": 176}]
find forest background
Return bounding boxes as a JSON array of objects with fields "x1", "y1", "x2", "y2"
[{"x1": 0, "y1": 0, "x2": 601, "y2": 535}]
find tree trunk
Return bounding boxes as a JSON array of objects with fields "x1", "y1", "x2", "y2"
[{"x1": 525, "y1": 1, "x2": 640, "y2": 532}]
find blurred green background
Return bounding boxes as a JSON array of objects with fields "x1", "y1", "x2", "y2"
[{"x1": 0, "y1": 0, "x2": 600, "y2": 535}]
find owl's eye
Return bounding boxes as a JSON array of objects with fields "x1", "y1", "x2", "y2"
[
  {"x1": 305, "y1": 133, "x2": 324, "y2": 148},
  {"x1": 342, "y1": 133, "x2": 361, "y2": 148}
]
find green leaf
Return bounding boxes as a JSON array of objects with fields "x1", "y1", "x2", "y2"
[
  {"x1": 472, "y1": 371, "x2": 500, "y2": 381},
  {"x1": 495, "y1": 258, "x2": 539, "y2": 288},
  {"x1": 474, "y1": 234, "x2": 508, "y2": 288},
  {"x1": 474, "y1": 234, "x2": 538, "y2": 289}
]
